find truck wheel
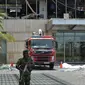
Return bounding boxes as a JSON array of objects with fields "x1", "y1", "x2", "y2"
[{"x1": 49, "y1": 63, "x2": 54, "y2": 70}]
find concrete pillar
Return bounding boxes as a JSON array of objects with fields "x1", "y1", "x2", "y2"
[{"x1": 39, "y1": 0, "x2": 47, "y2": 19}]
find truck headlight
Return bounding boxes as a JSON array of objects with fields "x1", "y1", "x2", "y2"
[
  {"x1": 31, "y1": 56, "x2": 34, "y2": 60},
  {"x1": 51, "y1": 56, "x2": 54, "y2": 61}
]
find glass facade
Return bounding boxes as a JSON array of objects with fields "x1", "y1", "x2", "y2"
[
  {"x1": 0, "y1": 0, "x2": 37, "y2": 19},
  {"x1": 55, "y1": 31, "x2": 85, "y2": 63},
  {"x1": 0, "y1": 0, "x2": 85, "y2": 19},
  {"x1": 0, "y1": 0, "x2": 21, "y2": 18},
  {"x1": 0, "y1": 40, "x2": 7, "y2": 63}
]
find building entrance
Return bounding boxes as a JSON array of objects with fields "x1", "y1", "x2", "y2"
[
  {"x1": 64, "y1": 41, "x2": 85, "y2": 62},
  {"x1": 55, "y1": 31, "x2": 85, "y2": 63},
  {"x1": 65, "y1": 42, "x2": 74, "y2": 62}
]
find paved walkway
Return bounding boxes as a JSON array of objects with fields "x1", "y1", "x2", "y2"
[
  {"x1": 0, "y1": 73, "x2": 66, "y2": 85},
  {"x1": 48, "y1": 68, "x2": 85, "y2": 85},
  {"x1": 0, "y1": 66, "x2": 85, "y2": 85},
  {"x1": 0, "y1": 74, "x2": 18, "y2": 85}
]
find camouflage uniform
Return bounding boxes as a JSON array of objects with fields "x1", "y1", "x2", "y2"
[{"x1": 16, "y1": 50, "x2": 33, "y2": 85}]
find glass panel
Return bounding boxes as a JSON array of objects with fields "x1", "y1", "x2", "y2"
[
  {"x1": 57, "y1": 43, "x2": 64, "y2": 53},
  {"x1": 56, "y1": 32, "x2": 63, "y2": 37},
  {"x1": 80, "y1": 36, "x2": 85, "y2": 41},
  {"x1": 0, "y1": 0, "x2": 5, "y2": 4},
  {"x1": 56, "y1": 37, "x2": 64, "y2": 42},
  {"x1": 8, "y1": 0, "x2": 16, "y2": 4},
  {"x1": 80, "y1": 42, "x2": 85, "y2": 61},
  {"x1": 8, "y1": 0, "x2": 21, "y2": 4},
  {"x1": 75, "y1": 33, "x2": 85, "y2": 41},
  {"x1": 56, "y1": 33, "x2": 64, "y2": 62},
  {"x1": 75, "y1": 33, "x2": 85, "y2": 36},
  {"x1": 64, "y1": 32, "x2": 74, "y2": 37},
  {"x1": 64, "y1": 32, "x2": 74, "y2": 42},
  {"x1": 74, "y1": 42, "x2": 81, "y2": 62},
  {"x1": 56, "y1": 32, "x2": 85, "y2": 62},
  {"x1": 64, "y1": 32, "x2": 75, "y2": 62},
  {"x1": 65, "y1": 41, "x2": 85, "y2": 62},
  {"x1": 31, "y1": 39, "x2": 53, "y2": 48},
  {"x1": 64, "y1": 37, "x2": 74, "y2": 42},
  {"x1": 56, "y1": 42, "x2": 64, "y2": 62},
  {"x1": 0, "y1": 40, "x2": 7, "y2": 63},
  {"x1": 75, "y1": 37, "x2": 80, "y2": 42},
  {"x1": 65, "y1": 42, "x2": 75, "y2": 62}
]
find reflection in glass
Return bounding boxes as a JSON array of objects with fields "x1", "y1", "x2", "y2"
[
  {"x1": 56, "y1": 42, "x2": 64, "y2": 62},
  {"x1": 56, "y1": 33, "x2": 63, "y2": 37},
  {"x1": 64, "y1": 37, "x2": 74, "y2": 42},
  {"x1": 64, "y1": 32, "x2": 74, "y2": 37},
  {"x1": 80, "y1": 42, "x2": 85, "y2": 61},
  {"x1": 75, "y1": 33, "x2": 85, "y2": 36},
  {"x1": 57, "y1": 37, "x2": 64, "y2": 42},
  {"x1": 55, "y1": 31, "x2": 85, "y2": 62}
]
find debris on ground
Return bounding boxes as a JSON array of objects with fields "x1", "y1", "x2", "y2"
[
  {"x1": 0, "y1": 64, "x2": 17, "y2": 70},
  {"x1": 59, "y1": 63, "x2": 85, "y2": 72}
]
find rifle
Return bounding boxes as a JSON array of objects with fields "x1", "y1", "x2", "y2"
[{"x1": 20, "y1": 62, "x2": 31, "y2": 82}]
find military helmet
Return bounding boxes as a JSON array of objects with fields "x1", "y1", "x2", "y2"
[{"x1": 23, "y1": 50, "x2": 29, "y2": 55}]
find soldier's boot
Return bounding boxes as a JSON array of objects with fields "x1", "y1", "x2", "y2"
[{"x1": 25, "y1": 81, "x2": 30, "y2": 85}]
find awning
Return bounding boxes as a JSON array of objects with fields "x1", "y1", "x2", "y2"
[{"x1": 46, "y1": 18, "x2": 85, "y2": 31}]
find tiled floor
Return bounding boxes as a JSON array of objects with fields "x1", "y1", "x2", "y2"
[
  {"x1": 0, "y1": 73, "x2": 66, "y2": 85},
  {"x1": 30, "y1": 74, "x2": 61, "y2": 85},
  {"x1": 16, "y1": 73, "x2": 63, "y2": 85},
  {"x1": 0, "y1": 74, "x2": 18, "y2": 85}
]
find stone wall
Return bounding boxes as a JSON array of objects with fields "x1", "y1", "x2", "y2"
[{"x1": 2, "y1": 19, "x2": 47, "y2": 63}]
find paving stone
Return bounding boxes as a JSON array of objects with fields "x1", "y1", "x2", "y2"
[
  {"x1": 0, "y1": 74, "x2": 18, "y2": 85},
  {"x1": 0, "y1": 73, "x2": 63, "y2": 85},
  {"x1": 31, "y1": 73, "x2": 62, "y2": 85}
]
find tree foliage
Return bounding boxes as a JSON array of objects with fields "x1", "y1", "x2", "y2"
[{"x1": 0, "y1": 13, "x2": 15, "y2": 42}]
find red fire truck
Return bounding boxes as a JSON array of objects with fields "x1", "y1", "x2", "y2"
[{"x1": 25, "y1": 31, "x2": 56, "y2": 69}]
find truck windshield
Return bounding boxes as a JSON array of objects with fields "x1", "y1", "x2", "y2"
[{"x1": 31, "y1": 39, "x2": 54, "y2": 48}]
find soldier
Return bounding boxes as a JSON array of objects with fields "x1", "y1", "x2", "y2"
[{"x1": 16, "y1": 50, "x2": 34, "y2": 85}]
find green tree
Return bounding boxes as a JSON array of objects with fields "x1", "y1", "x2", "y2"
[{"x1": 0, "y1": 13, "x2": 15, "y2": 42}]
